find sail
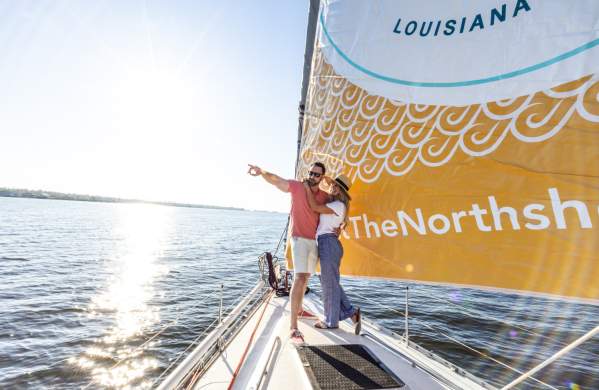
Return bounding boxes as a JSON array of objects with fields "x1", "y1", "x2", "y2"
[{"x1": 295, "y1": 0, "x2": 599, "y2": 302}]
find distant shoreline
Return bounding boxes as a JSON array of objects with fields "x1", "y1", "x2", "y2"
[{"x1": 0, "y1": 187, "x2": 246, "y2": 212}]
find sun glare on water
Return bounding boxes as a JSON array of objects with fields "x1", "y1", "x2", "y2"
[{"x1": 71, "y1": 204, "x2": 173, "y2": 388}]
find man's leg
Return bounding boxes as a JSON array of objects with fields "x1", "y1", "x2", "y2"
[
  {"x1": 290, "y1": 272, "x2": 309, "y2": 330},
  {"x1": 289, "y1": 237, "x2": 317, "y2": 332},
  {"x1": 289, "y1": 237, "x2": 305, "y2": 331}
]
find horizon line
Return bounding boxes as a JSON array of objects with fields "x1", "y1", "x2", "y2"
[{"x1": 0, "y1": 187, "x2": 286, "y2": 214}]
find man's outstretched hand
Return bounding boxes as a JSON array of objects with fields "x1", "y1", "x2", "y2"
[
  {"x1": 248, "y1": 165, "x2": 289, "y2": 193},
  {"x1": 247, "y1": 164, "x2": 262, "y2": 176}
]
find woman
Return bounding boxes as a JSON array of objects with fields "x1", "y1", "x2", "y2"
[{"x1": 304, "y1": 174, "x2": 361, "y2": 334}]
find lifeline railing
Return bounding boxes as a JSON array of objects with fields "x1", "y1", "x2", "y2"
[
  {"x1": 152, "y1": 248, "x2": 287, "y2": 389},
  {"x1": 80, "y1": 284, "x2": 243, "y2": 390},
  {"x1": 155, "y1": 280, "x2": 270, "y2": 389},
  {"x1": 155, "y1": 250, "x2": 288, "y2": 389},
  {"x1": 500, "y1": 326, "x2": 598, "y2": 389},
  {"x1": 79, "y1": 286, "x2": 236, "y2": 390},
  {"x1": 351, "y1": 287, "x2": 598, "y2": 390}
]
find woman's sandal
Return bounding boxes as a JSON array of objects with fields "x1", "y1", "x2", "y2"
[{"x1": 314, "y1": 320, "x2": 338, "y2": 329}]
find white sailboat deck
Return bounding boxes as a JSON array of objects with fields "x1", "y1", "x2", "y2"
[{"x1": 190, "y1": 291, "x2": 489, "y2": 390}]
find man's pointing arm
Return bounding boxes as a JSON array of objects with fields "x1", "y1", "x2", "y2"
[{"x1": 247, "y1": 164, "x2": 289, "y2": 193}]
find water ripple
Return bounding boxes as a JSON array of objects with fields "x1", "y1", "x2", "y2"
[{"x1": 0, "y1": 197, "x2": 596, "y2": 389}]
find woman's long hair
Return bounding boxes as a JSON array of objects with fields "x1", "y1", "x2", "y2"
[{"x1": 334, "y1": 188, "x2": 351, "y2": 231}]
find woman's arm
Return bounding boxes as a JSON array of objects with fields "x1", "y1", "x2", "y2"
[{"x1": 303, "y1": 182, "x2": 336, "y2": 214}]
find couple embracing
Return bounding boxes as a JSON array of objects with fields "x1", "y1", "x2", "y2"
[{"x1": 248, "y1": 162, "x2": 361, "y2": 342}]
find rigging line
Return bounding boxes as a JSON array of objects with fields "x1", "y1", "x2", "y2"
[
  {"x1": 351, "y1": 290, "x2": 405, "y2": 317},
  {"x1": 421, "y1": 293, "x2": 571, "y2": 349},
  {"x1": 151, "y1": 317, "x2": 221, "y2": 387},
  {"x1": 408, "y1": 317, "x2": 558, "y2": 390},
  {"x1": 149, "y1": 283, "x2": 260, "y2": 387},
  {"x1": 501, "y1": 325, "x2": 599, "y2": 390},
  {"x1": 272, "y1": 218, "x2": 289, "y2": 256},
  {"x1": 350, "y1": 289, "x2": 556, "y2": 389}
]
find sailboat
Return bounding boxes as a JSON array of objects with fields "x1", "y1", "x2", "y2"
[{"x1": 157, "y1": 1, "x2": 599, "y2": 388}]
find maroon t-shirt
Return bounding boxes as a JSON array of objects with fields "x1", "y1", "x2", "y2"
[{"x1": 288, "y1": 180, "x2": 329, "y2": 239}]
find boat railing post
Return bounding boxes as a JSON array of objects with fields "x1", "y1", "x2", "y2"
[
  {"x1": 219, "y1": 284, "x2": 224, "y2": 324},
  {"x1": 404, "y1": 286, "x2": 409, "y2": 346}
]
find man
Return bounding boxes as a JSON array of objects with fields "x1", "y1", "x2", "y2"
[{"x1": 248, "y1": 162, "x2": 329, "y2": 341}]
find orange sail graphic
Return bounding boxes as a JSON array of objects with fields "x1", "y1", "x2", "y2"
[{"x1": 291, "y1": 1, "x2": 599, "y2": 302}]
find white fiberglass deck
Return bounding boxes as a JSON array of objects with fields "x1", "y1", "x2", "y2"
[{"x1": 191, "y1": 291, "x2": 490, "y2": 390}]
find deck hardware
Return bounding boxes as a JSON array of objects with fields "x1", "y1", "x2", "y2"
[
  {"x1": 257, "y1": 336, "x2": 281, "y2": 389},
  {"x1": 404, "y1": 286, "x2": 409, "y2": 345}
]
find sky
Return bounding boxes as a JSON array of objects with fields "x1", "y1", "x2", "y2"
[{"x1": 0, "y1": 0, "x2": 309, "y2": 212}]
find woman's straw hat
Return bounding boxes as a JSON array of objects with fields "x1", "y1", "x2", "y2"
[{"x1": 334, "y1": 174, "x2": 352, "y2": 200}]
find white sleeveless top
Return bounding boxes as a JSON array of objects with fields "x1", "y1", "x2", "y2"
[{"x1": 315, "y1": 200, "x2": 346, "y2": 238}]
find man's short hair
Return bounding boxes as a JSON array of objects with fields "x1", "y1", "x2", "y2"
[{"x1": 312, "y1": 162, "x2": 326, "y2": 175}]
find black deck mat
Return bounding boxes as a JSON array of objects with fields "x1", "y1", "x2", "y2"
[{"x1": 296, "y1": 344, "x2": 405, "y2": 389}]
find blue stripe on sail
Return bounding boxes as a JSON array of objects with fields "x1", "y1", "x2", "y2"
[{"x1": 319, "y1": 12, "x2": 599, "y2": 88}]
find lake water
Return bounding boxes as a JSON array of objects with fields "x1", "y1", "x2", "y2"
[{"x1": 0, "y1": 197, "x2": 597, "y2": 389}]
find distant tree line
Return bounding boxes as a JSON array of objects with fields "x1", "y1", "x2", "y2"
[{"x1": 0, "y1": 187, "x2": 244, "y2": 211}]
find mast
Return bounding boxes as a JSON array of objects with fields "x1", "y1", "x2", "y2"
[{"x1": 294, "y1": 0, "x2": 320, "y2": 177}]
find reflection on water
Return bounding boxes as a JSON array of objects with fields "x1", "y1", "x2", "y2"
[{"x1": 72, "y1": 204, "x2": 171, "y2": 388}]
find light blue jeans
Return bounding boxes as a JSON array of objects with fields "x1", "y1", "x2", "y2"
[{"x1": 317, "y1": 233, "x2": 356, "y2": 328}]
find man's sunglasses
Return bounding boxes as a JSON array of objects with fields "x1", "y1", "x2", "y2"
[{"x1": 308, "y1": 171, "x2": 322, "y2": 178}]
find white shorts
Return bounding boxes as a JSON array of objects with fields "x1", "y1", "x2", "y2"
[{"x1": 290, "y1": 237, "x2": 318, "y2": 274}]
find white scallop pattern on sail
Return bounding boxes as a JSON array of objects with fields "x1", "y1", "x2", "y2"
[{"x1": 298, "y1": 49, "x2": 599, "y2": 184}]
